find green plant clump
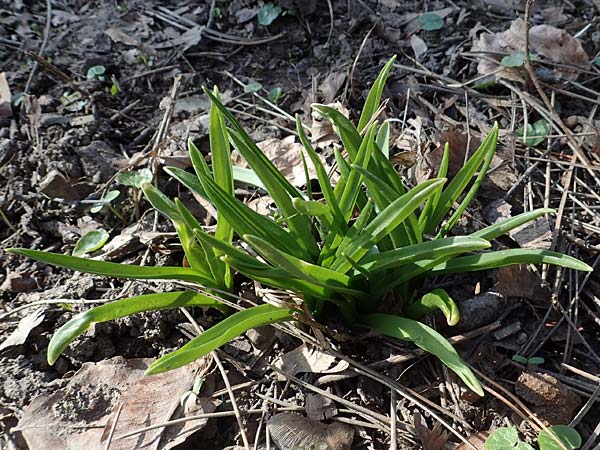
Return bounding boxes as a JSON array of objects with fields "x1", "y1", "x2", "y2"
[{"x1": 8, "y1": 56, "x2": 592, "y2": 396}]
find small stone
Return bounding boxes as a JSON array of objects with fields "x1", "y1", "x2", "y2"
[{"x1": 0, "y1": 271, "x2": 37, "y2": 293}]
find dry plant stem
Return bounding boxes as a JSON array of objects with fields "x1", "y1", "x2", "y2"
[
  {"x1": 524, "y1": 0, "x2": 600, "y2": 187},
  {"x1": 103, "y1": 402, "x2": 123, "y2": 450},
  {"x1": 24, "y1": 0, "x2": 51, "y2": 94},
  {"x1": 270, "y1": 365, "x2": 410, "y2": 436},
  {"x1": 115, "y1": 407, "x2": 302, "y2": 441},
  {"x1": 342, "y1": 24, "x2": 376, "y2": 102},
  {"x1": 179, "y1": 307, "x2": 251, "y2": 450}
]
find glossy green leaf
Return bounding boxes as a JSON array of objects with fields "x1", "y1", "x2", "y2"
[
  {"x1": 437, "y1": 125, "x2": 498, "y2": 238},
  {"x1": 145, "y1": 304, "x2": 295, "y2": 374},
  {"x1": 90, "y1": 190, "x2": 119, "y2": 213},
  {"x1": 405, "y1": 288, "x2": 460, "y2": 326},
  {"x1": 7, "y1": 248, "x2": 212, "y2": 284},
  {"x1": 538, "y1": 425, "x2": 581, "y2": 450},
  {"x1": 419, "y1": 143, "x2": 449, "y2": 232},
  {"x1": 428, "y1": 249, "x2": 593, "y2": 275},
  {"x1": 376, "y1": 121, "x2": 391, "y2": 158},
  {"x1": 48, "y1": 291, "x2": 226, "y2": 365},
  {"x1": 516, "y1": 119, "x2": 549, "y2": 147},
  {"x1": 425, "y1": 124, "x2": 498, "y2": 235},
  {"x1": 141, "y1": 182, "x2": 209, "y2": 274},
  {"x1": 72, "y1": 229, "x2": 110, "y2": 257},
  {"x1": 357, "y1": 55, "x2": 396, "y2": 133},
  {"x1": 338, "y1": 124, "x2": 376, "y2": 221},
  {"x1": 418, "y1": 13, "x2": 444, "y2": 31},
  {"x1": 312, "y1": 104, "x2": 361, "y2": 160},
  {"x1": 243, "y1": 234, "x2": 365, "y2": 297},
  {"x1": 472, "y1": 209, "x2": 555, "y2": 241},
  {"x1": 295, "y1": 114, "x2": 343, "y2": 226},
  {"x1": 195, "y1": 169, "x2": 306, "y2": 258},
  {"x1": 232, "y1": 166, "x2": 267, "y2": 190},
  {"x1": 358, "y1": 236, "x2": 490, "y2": 273},
  {"x1": 360, "y1": 313, "x2": 483, "y2": 396},
  {"x1": 332, "y1": 178, "x2": 446, "y2": 274}
]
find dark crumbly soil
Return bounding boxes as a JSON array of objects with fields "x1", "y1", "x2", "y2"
[{"x1": 2, "y1": 0, "x2": 600, "y2": 449}]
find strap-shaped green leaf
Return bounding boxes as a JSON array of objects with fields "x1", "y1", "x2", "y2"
[
  {"x1": 428, "y1": 249, "x2": 593, "y2": 274},
  {"x1": 292, "y1": 198, "x2": 334, "y2": 230},
  {"x1": 210, "y1": 87, "x2": 234, "y2": 289},
  {"x1": 48, "y1": 291, "x2": 226, "y2": 365},
  {"x1": 357, "y1": 236, "x2": 490, "y2": 273},
  {"x1": 141, "y1": 182, "x2": 209, "y2": 274},
  {"x1": 295, "y1": 114, "x2": 345, "y2": 228},
  {"x1": 472, "y1": 208, "x2": 555, "y2": 241},
  {"x1": 195, "y1": 169, "x2": 306, "y2": 258},
  {"x1": 425, "y1": 124, "x2": 499, "y2": 235},
  {"x1": 243, "y1": 234, "x2": 365, "y2": 297},
  {"x1": 357, "y1": 55, "x2": 396, "y2": 133},
  {"x1": 203, "y1": 88, "x2": 318, "y2": 260},
  {"x1": 376, "y1": 121, "x2": 391, "y2": 158},
  {"x1": 174, "y1": 199, "x2": 227, "y2": 289},
  {"x1": 7, "y1": 248, "x2": 212, "y2": 284},
  {"x1": 437, "y1": 126, "x2": 498, "y2": 238},
  {"x1": 331, "y1": 178, "x2": 446, "y2": 274},
  {"x1": 360, "y1": 313, "x2": 483, "y2": 396},
  {"x1": 352, "y1": 164, "x2": 420, "y2": 246},
  {"x1": 312, "y1": 104, "x2": 362, "y2": 160},
  {"x1": 145, "y1": 304, "x2": 296, "y2": 374},
  {"x1": 405, "y1": 288, "x2": 460, "y2": 326},
  {"x1": 337, "y1": 123, "x2": 376, "y2": 221},
  {"x1": 221, "y1": 255, "x2": 340, "y2": 300},
  {"x1": 419, "y1": 143, "x2": 449, "y2": 232}
]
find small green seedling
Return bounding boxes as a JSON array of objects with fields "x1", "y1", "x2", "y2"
[
  {"x1": 180, "y1": 375, "x2": 205, "y2": 408},
  {"x1": 116, "y1": 168, "x2": 153, "y2": 188},
  {"x1": 73, "y1": 229, "x2": 110, "y2": 257},
  {"x1": 86, "y1": 65, "x2": 106, "y2": 81},
  {"x1": 212, "y1": 7, "x2": 221, "y2": 18},
  {"x1": 244, "y1": 80, "x2": 263, "y2": 94},
  {"x1": 538, "y1": 426, "x2": 581, "y2": 450},
  {"x1": 418, "y1": 12, "x2": 444, "y2": 31},
  {"x1": 516, "y1": 119, "x2": 549, "y2": 147},
  {"x1": 268, "y1": 87, "x2": 283, "y2": 103},
  {"x1": 485, "y1": 426, "x2": 581, "y2": 450},
  {"x1": 512, "y1": 355, "x2": 544, "y2": 366},
  {"x1": 258, "y1": 2, "x2": 282, "y2": 26},
  {"x1": 90, "y1": 190, "x2": 120, "y2": 214}
]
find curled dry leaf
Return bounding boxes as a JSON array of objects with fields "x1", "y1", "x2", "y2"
[
  {"x1": 496, "y1": 264, "x2": 550, "y2": 303},
  {"x1": 319, "y1": 72, "x2": 347, "y2": 103},
  {"x1": 273, "y1": 344, "x2": 349, "y2": 380},
  {"x1": 455, "y1": 431, "x2": 490, "y2": 450},
  {"x1": 268, "y1": 412, "x2": 354, "y2": 450},
  {"x1": 473, "y1": 19, "x2": 589, "y2": 82}
]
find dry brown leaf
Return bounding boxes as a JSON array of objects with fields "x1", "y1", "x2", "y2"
[
  {"x1": 473, "y1": 19, "x2": 589, "y2": 82},
  {"x1": 410, "y1": 34, "x2": 428, "y2": 60},
  {"x1": 17, "y1": 356, "x2": 212, "y2": 450},
  {"x1": 413, "y1": 411, "x2": 449, "y2": 450},
  {"x1": 104, "y1": 27, "x2": 140, "y2": 46},
  {"x1": 496, "y1": 264, "x2": 550, "y2": 303},
  {"x1": 233, "y1": 135, "x2": 318, "y2": 188},
  {"x1": 455, "y1": 431, "x2": 490, "y2": 450},
  {"x1": 319, "y1": 72, "x2": 347, "y2": 103},
  {"x1": 0, "y1": 308, "x2": 45, "y2": 351},
  {"x1": 0, "y1": 72, "x2": 11, "y2": 118},
  {"x1": 268, "y1": 412, "x2": 354, "y2": 450},
  {"x1": 273, "y1": 344, "x2": 349, "y2": 380},
  {"x1": 311, "y1": 102, "x2": 350, "y2": 149}
]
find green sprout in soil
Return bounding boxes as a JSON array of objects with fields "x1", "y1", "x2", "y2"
[
  {"x1": 8, "y1": 56, "x2": 592, "y2": 397},
  {"x1": 485, "y1": 425, "x2": 581, "y2": 450}
]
